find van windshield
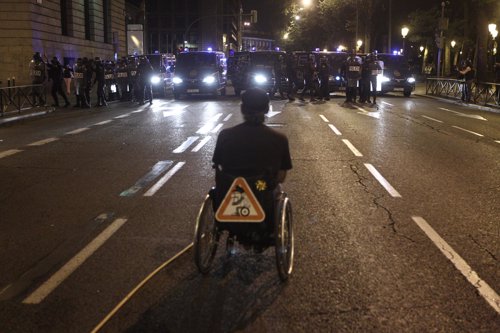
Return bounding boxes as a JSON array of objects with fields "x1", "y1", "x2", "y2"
[
  {"x1": 377, "y1": 55, "x2": 409, "y2": 69},
  {"x1": 177, "y1": 53, "x2": 216, "y2": 69}
]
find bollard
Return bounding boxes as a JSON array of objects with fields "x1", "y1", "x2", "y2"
[{"x1": 12, "y1": 77, "x2": 15, "y2": 87}]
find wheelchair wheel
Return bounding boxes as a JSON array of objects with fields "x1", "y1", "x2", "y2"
[
  {"x1": 275, "y1": 196, "x2": 294, "y2": 281},
  {"x1": 194, "y1": 194, "x2": 219, "y2": 274}
]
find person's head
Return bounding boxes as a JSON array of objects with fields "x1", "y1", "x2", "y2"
[
  {"x1": 51, "y1": 56, "x2": 59, "y2": 65},
  {"x1": 33, "y1": 52, "x2": 42, "y2": 61},
  {"x1": 240, "y1": 88, "x2": 269, "y2": 124}
]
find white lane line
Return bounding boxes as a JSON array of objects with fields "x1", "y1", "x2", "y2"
[
  {"x1": 114, "y1": 114, "x2": 130, "y2": 119},
  {"x1": 144, "y1": 161, "x2": 185, "y2": 197},
  {"x1": 131, "y1": 109, "x2": 144, "y2": 113},
  {"x1": 191, "y1": 136, "x2": 211, "y2": 152},
  {"x1": 422, "y1": 115, "x2": 443, "y2": 123},
  {"x1": 356, "y1": 106, "x2": 381, "y2": 119},
  {"x1": 211, "y1": 123, "x2": 224, "y2": 133},
  {"x1": 381, "y1": 101, "x2": 394, "y2": 106},
  {"x1": 439, "y1": 107, "x2": 488, "y2": 121},
  {"x1": 495, "y1": 140, "x2": 500, "y2": 144},
  {"x1": 328, "y1": 124, "x2": 342, "y2": 136},
  {"x1": 223, "y1": 114, "x2": 233, "y2": 122},
  {"x1": 173, "y1": 136, "x2": 199, "y2": 153},
  {"x1": 28, "y1": 138, "x2": 59, "y2": 146},
  {"x1": 23, "y1": 218, "x2": 128, "y2": 304},
  {"x1": 364, "y1": 163, "x2": 402, "y2": 198},
  {"x1": 411, "y1": 216, "x2": 500, "y2": 314},
  {"x1": 451, "y1": 126, "x2": 484, "y2": 137},
  {"x1": 196, "y1": 122, "x2": 216, "y2": 134},
  {"x1": 0, "y1": 149, "x2": 23, "y2": 159},
  {"x1": 342, "y1": 139, "x2": 363, "y2": 157},
  {"x1": 94, "y1": 120, "x2": 113, "y2": 126},
  {"x1": 211, "y1": 113, "x2": 223, "y2": 122},
  {"x1": 65, "y1": 128, "x2": 90, "y2": 135},
  {"x1": 319, "y1": 114, "x2": 329, "y2": 123}
]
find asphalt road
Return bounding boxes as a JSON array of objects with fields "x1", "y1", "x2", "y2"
[{"x1": 0, "y1": 92, "x2": 499, "y2": 333}]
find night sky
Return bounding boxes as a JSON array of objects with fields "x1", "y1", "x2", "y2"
[{"x1": 242, "y1": 0, "x2": 440, "y2": 36}]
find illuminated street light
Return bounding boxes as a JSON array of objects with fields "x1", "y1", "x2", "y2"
[
  {"x1": 401, "y1": 26, "x2": 409, "y2": 54},
  {"x1": 295, "y1": 15, "x2": 301, "y2": 21},
  {"x1": 243, "y1": 22, "x2": 250, "y2": 27},
  {"x1": 488, "y1": 23, "x2": 497, "y2": 34},
  {"x1": 492, "y1": 30, "x2": 498, "y2": 39},
  {"x1": 302, "y1": 0, "x2": 312, "y2": 7},
  {"x1": 451, "y1": 40, "x2": 456, "y2": 48},
  {"x1": 284, "y1": 33, "x2": 289, "y2": 40},
  {"x1": 419, "y1": 46, "x2": 424, "y2": 52},
  {"x1": 356, "y1": 39, "x2": 363, "y2": 51}
]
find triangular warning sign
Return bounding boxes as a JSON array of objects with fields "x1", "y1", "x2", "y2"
[{"x1": 215, "y1": 177, "x2": 266, "y2": 223}]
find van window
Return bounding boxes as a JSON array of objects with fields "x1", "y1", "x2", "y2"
[{"x1": 177, "y1": 53, "x2": 217, "y2": 69}]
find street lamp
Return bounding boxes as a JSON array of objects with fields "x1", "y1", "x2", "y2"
[
  {"x1": 356, "y1": 39, "x2": 363, "y2": 51},
  {"x1": 295, "y1": 15, "x2": 301, "y2": 21},
  {"x1": 451, "y1": 40, "x2": 456, "y2": 48},
  {"x1": 420, "y1": 46, "x2": 424, "y2": 52},
  {"x1": 488, "y1": 23, "x2": 497, "y2": 35},
  {"x1": 401, "y1": 26, "x2": 409, "y2": 54},
  {"x1": 302, "y1": 0, "x2": 312, "y2": 7}
]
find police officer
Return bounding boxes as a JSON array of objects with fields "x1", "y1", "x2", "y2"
[
  {"x1": 318, "y1": 56, "x2": 330, "y2": 101},
  {"x1": 73, "y1": 58, "x2": 89, "y2": 108},
  {"x1": 29, "y1": 52, "x2": 46, "y2": 106},
  {"x1": 136, "y1": 56, "x2": 154, "y2": 105},
  {"x1": 343, "y1": 50, "x2": 362, "y2": 104},
  {"x1": 127, "y1": 56, "x2": 138, "y2": 101},
  {"x1": 115, "y1": 58, "x2": 129, "y2": 101},
  {"x1": 46, "y1": 56, "x2": 70, "y2": 107},
  {"x1": 104, "y1": 61, "x2": 116, "y2": 101},
  {"x1": 299, "y1": 56, "x2": 317, "y2": 102},
  {"x1": 285, "y1": 54, "x2": 297, "y2": 101},
  {"x1": 368, "y1": 52, "x2": 383, "y2": 104},
  {"x1": 359, "y1": 54, "x2": 371, "y2": 103},
  {"x1": 93, "y1": 57, "x2": 107, "y2": 107},
  {"x1": 274, "y1": 55, "x2": 286, "y2": 99},
  {"x1": 83, "y1": 57, "x2": 94, "y2": 107}
]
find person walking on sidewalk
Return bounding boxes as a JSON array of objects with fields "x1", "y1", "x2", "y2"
[
  {"x1": 459, "y1": 59, "x2": 474, "y2": 103},
  {"x1": 46, "y1": 56, "x2": 70, "y2": 107}
]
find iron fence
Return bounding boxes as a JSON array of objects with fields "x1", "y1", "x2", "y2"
[
  {"x1": 0, "y1": 84, "x2": 47, "y2": 117},
  {"x1": 425, "y1": 78, "x2": 500, "y2": 108}
]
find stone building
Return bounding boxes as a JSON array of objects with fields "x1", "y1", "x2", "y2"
[{"x1": 0, "y1": 0, "x2": 127, "y2": 86}]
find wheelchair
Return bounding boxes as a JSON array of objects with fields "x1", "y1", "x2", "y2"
[{"x1": 193, "y1": 169, "x2": 294, "y2": 281}]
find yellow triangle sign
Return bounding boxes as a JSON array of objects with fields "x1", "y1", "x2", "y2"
[{"x1": 215, "y1": 177, "x2": 266, "y2": 223}]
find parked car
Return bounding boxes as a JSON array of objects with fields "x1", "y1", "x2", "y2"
[{"x1": 172, "y1": 51, "x2": 227, "y2": 99}]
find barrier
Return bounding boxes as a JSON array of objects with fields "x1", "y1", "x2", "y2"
[
  {"x1": 0, "y1": 84, "x2": 47, "y2": 117},
  {"x1": 425, "y1": 77, "x2": 500, "y2": 108}
]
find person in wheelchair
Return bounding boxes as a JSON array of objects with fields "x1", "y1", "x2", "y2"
[{"x1": 212, "y1": 87, "x2": 292, "y2": 251}]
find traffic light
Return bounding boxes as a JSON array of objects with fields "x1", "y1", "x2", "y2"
[{"x1": 250, "y1": 10, "x2": 258, "y2": 23}]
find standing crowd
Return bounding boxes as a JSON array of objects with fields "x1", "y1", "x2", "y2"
[{"x1": 29, "y1": 52, "x2": 155, "y2": 108}]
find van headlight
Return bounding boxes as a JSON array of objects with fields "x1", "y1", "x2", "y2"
[
  {"x1": 254, "y1": 74, "x2": 267, "y2": 84},
  {"x1": 335, "y1": 76, "x2": 341, "y2": 81},
  {"x1": 203, "y1": 76, "x2": 216, "y2": 84},
  {"x1": 173, "y1": 77, "x2": 183, "y2": 84},
  {"x1": 150, "y1": 75, "x2": 161, "y2": 85},
  {"x1": 380, "y1": 76, "x2": 391, "y2": 83},
  {"x1": 407, "y1": 77, "x2": 416, "y2": 83}
]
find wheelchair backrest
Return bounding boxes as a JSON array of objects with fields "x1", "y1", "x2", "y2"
[{"x1": 214, "y1": 169, "x2": 276, "y2": 223}]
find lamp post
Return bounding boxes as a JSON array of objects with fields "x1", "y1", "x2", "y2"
[
  {"x1": 356, "y1": 39, "x2": 363, "y2": 52},
  {"x1": 401, "y1": 26, "x2": 409, "y2": 55}
]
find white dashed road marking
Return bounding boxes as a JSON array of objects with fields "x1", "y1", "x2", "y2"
[
  {"x1": 342, "y1": 139, "x2": 363, "y2": 157},
  {"x1": 328, "y1": 124, "x2": 342, "y2": 136},
  {"x1": 223, "y1": 114, "x2": 233, "y2": 121},
  {"x1": 94, "y1": 120, "x2": 113, "y2": 126},
  {"x1": 364, "y1": 163, "x2": 402, "y2": 198},
  {"x1": 422, "y1": 115, "x2": 443, "y2": 123},
  {"x1": 28, "y1": 138, "x2": 59, "y2": 146},
  {"x1": 319, "y1": 114, "x2": 329, "y2": 122},
  {"x1": 451, "y1": 126, "x2": 484, "y2": 137},
  {"x1": 65, "y1": 128, "x2": 90, "y2": 135},
  {"x1": 412, "y1": 216, "x2": 500, "y2": 314},
  {"x1": 0, "y1": 149, "x2": 23, "y2": 159},
  {"x1": 211, "y1": 123, "x2": 223, "y2": 133},
  {"x1": 191, "y1": 136, "x2": 211, "y2": 152},
  {"x1": 144, "y1": 161, "x2": 185, "y2": 197},
  {"x1": 173, "y1": 137, "x2": 199, "y2": 153},
  {"x1": 23, "y1": 218, "x2": 128, "y2": 304},
  {"x1": 381, "y1": 101, "x2": 394, "y2": 106}
]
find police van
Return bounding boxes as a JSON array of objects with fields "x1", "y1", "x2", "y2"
[
  {"x1": 376, "y1": 53, "x2": 416, "y2": 97},
  {"x1": 172, "y1": 51, "x2": 227, "y2": 99},
  {"x1": 143, "y1": 53, "x2": 175, "y2": 97}
]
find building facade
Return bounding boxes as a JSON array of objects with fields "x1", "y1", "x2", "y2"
[
  {"x1": 144, "y1": 0, "x2": 241, "y2": 55},
  {"x1": 0, "y1": 0, "x2": 127, "y2": 85}
]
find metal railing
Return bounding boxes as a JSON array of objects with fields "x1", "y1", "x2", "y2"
[
  {"x1": 0, "y1": 84, "x2": 47, "y2": 117},
  {"x1": 425, "y1": 78, "x2": 500, "y2": 108}
]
